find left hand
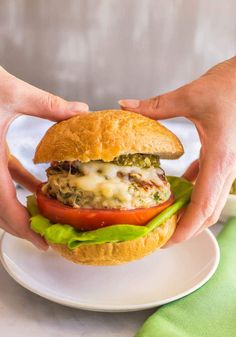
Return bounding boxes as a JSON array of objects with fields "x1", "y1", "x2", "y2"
[{"x1": 0, "y1": 66, "x2": 89, "y2": 250}]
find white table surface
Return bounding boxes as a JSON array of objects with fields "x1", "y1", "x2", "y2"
[{"x1": 0, "y1": 188, "x2": 222, "y2": 337}]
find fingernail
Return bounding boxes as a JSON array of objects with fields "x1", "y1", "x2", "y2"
[
  {"x1": 119, "y1": 99, "x2": 140, "y2": 108},
  {"x1": 68, "y1": 102, "x2": 89, "y2": 112}
]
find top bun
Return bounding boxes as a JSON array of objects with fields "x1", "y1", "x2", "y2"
[{"x1": 34, "y1": 110, "x2": 183, "y2": 163}]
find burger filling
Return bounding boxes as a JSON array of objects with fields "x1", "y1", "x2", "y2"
[{"x1": 42, "y1": 154, "x2": 171, "y2": 210}]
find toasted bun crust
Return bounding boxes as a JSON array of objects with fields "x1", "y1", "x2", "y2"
[
  {"x1": 50, "y1": 214, "x2": 176, "y2": 265},
  {"x1": 34, "y1": 110, "x2": 183, "y2": 163}
]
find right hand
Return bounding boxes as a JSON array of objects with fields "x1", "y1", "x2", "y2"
[{"x1": 119, "y1": 56, "x2": 236, "y2": 246}]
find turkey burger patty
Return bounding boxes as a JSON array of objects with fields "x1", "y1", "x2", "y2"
[{"x1": 43, "y1": 155, "x2": 171, "y2": 210}]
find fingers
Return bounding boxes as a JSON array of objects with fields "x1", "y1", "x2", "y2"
[
  {"x1": 3, "y1": 196, "x2": 48, "y2": 250},
  {"x1": 0, "y1": 217, "x2": 20, "y2": 237},
  {"x1": 168, "y1": 150, "x2": 228, "y2": 245},
  {"x1": 119, "y1": 84, "x2": 192, "y2": 120},
  {"x1": 0, "y1": 145, "x2": 47, "y2": 250},
  {"x1": 1, "y1": 179, "x2": 48, "y2": 250},
  {"x1": 8, "y1": 154, "x2": 41, "y2": 192},
  {"x1": 0, "y1": 66, "x2": 89, "y2": 121},
  {"x1": 0, "y1": 185, "x2": 48, "y2": 250},
  {"x1": 182, "y1": 159, "x2": 199, "y2": 182},
  {"x1": 164, "y1": 160, "x2": 199, "y2": 248},
  {"x1": 194, "y1": 171, "x2": 236, "y2": 236}
]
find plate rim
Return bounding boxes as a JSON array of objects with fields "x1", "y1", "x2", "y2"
[{"x1": 0, "y1": 229, "x2": 220, "y2": 312}]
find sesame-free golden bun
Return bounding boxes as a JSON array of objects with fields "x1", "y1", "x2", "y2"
[
  {"x1": 34, "y1": 110, "x2": 183, "y2": 163},
  {"x1": 50, "y1": 215, "x2": 176, "y2": 265}
]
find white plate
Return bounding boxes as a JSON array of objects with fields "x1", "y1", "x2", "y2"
[{"x1": 0, "y1": 230, "x2": 219, "y2": 312}]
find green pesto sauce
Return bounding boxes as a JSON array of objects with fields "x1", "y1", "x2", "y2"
[{"x1": 110, "y1": 154, "x2": 160, "y2": 168}]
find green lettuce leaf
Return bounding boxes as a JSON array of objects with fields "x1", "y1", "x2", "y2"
[
  {"x1": 31, "y1": 215, "x2": 51, "y2": 234},
  {"x1": 27, "y1": 176, "x2": 193, "y2": 249},
  {"x1": 168, "y1": 176, "x2": 193, "y2": 199}
]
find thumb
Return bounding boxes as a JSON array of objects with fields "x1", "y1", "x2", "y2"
[
  {"x1": 119, "y1": 84, "x2": 191, "y2": 120},
  {"x1": 23, "y1": 90, "x2": 89, "y2": 122},
  {"x1": 0, "y1": 66, "x2": 89, "y2": 121}
]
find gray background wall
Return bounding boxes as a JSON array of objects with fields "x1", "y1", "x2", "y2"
[
  {"x1": 1, "y1": 0, "x2": 236, "y2": 110},
  {"x1": 1, "y1": 0, "x2": 236, "y2": 178}
]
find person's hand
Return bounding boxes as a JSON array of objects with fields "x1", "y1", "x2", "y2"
[
  {"x1": 119, "y1": 56, "x2": 236, "y2": 245},
  {"x1": 0, "y1": 66, "x2": 89, "y2": 250}
]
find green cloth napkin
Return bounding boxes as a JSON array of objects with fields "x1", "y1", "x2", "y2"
[{"x1": 135, "y1": 218, "x2": 236, "y2": 337}]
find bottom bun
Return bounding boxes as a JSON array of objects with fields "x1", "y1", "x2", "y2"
[{"x1": 50, "y1": 215, "x2": 177, "y2": 265}]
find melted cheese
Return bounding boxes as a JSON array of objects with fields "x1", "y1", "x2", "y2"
[
  {"x1": 78, "y1": 162, "x2": 164, "y2": 183},
  {"x1": 67, "y1": 172, "x2": 130, "y2": 201},
  {"x1": 46, "y1": 161, "x2": 169, "y2": 209},
  {"x1": 71, "y1": 162, "x2": 164, "y2": 201}
]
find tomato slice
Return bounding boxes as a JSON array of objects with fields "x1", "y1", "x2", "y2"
[{"x1": 36, "y1": 185, "x2": 174, "y2": 231}]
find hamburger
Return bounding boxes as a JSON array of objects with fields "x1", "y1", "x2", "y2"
[{"x1": 27, "y1": 110, "x2": 193, "y2": 265}]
